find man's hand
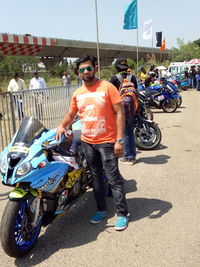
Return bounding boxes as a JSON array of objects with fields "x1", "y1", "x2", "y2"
[
  {"x1": 114, "y1": 142, "x2": 123, "y2": 157},
  {"x1": 55, "y1": 125, "x2": 68, "y2": 140}
]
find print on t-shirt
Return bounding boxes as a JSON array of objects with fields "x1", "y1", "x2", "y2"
[{"x1": 77, "y1": 91, "x2": 106, "y2": 138}]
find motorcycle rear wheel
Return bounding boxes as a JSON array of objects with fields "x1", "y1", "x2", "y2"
[
  {"x1": 0, "y1": 198, "x2": 42, "y2": 258},
  {"x1": 161, "y1": 98, "x2": 178, "y2": 113},
  {"x1": 134, "y1": 122, "x2": 162, "y2": 150}
]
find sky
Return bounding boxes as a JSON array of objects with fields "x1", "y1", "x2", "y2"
[{"x1": 0, "y1": 0, "x2": 199, "y2": 50}]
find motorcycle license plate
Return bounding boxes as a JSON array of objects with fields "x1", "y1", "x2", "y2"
[{"x1": 157, "y1": 95, "x2": 165, "y2": 101}]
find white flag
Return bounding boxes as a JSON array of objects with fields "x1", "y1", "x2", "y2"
[{"x1": 142, "y1": 19, "x2": 153, "y2": 40}]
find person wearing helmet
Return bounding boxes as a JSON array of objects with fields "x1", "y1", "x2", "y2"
[{"x1": 109, "y1": 58, "x2": 137, "y2": 165}]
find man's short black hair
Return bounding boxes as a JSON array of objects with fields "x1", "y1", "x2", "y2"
[
  {"x1": 75, "y1": 55, "x2": 97, "y2": 74},
  {"x1": 14, "y1": 72, "x2": 19, "y2": 77}
]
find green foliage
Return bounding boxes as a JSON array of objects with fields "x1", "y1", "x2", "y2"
[
  {"x1": 193, "y1": 39, "x2": 200, "y2": 47},
  {"x1": 169, "y1": 38, "x2": 200, "y2": 61},
  {"x1": 50, "y1": 58, "x2": 77, "y2": 81},
  {"x1": 0, "y1": 55, "x2": 38, "y2": 81},
  {"x1": 100, "y1": 65, "x2": 117, "y2": 80}
]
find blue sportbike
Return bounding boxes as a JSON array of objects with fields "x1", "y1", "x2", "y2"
[
  {"x1": 138, "y1": 79, "x2": 179, "y2": 113},
  {"x1": 0, "y1": 117, "x2": 93, "y2": 258}
]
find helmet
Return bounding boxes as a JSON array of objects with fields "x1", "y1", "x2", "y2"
[{"x1": 114, "y1": 58, "x2": 129, "y2": 72}]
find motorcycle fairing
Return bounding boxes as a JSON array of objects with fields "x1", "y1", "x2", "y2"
[
  {"x1": 170, "y1": 94, "x2": 182, "y2": 99},
  {"x1": 9, "y1": 186, "x2": 38, "y2": 199},
  {"x1": 11, "y1": 161, "x2": 69, "y2": 192}
]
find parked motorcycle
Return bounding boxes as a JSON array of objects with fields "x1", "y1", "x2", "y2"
[
  {"x1": 0, "y1": 117, "x2": 93, "y2": 258},
  {"x1": 138, "y1": 98, "x2": 154, "y2": 120},
  {"x1": 174, "y1": 79, "x2": 189, "y2": 91},
  {"x1": 134, "y1": 114, "x2": 162, "y2": 150},
  {"x1": 138, "y1": 83, "x2": 178, "y2": 113}
]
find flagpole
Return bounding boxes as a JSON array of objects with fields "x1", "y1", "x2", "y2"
[
  {"x1": 136, "y1": 28, "x2": 139, "y2": 73},
  {"x1": 94, "y1": 0, "x2": 101, "y2": 78}
]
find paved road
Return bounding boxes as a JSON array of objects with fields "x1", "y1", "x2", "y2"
[{"x1": 0, "y1": 90, "x2": 200, "y2": 267}]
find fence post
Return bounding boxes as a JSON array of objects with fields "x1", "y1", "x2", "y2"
[{"x1": 9, "y1": 92, "x2": 17, "y2": 133}]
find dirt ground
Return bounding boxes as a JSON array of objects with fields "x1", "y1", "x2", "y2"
[{"x1": 0, "y1": 89, "x2": 200, "y2": 267}]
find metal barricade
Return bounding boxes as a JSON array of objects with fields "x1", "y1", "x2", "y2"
[{"x1": 0, "y1": 85, "x2": 78, "y2": 152}]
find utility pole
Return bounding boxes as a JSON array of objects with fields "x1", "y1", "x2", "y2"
[{"x1": 94, "y1": 0, "x2": 101, "y2": 78}]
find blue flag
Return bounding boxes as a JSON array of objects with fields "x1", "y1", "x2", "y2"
[{"x1": 123, "y1": 0, "x2": 138, "y2": 30}]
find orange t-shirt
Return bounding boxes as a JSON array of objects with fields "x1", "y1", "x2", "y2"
[{"x1": 69, "y1": 80, "x2": 122, "y2": 144}]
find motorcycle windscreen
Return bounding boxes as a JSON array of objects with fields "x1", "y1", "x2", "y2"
[{"x1": 12, "y1": 117, "x2": 48, "y2": 148}]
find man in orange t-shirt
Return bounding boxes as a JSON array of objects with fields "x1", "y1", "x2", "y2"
[{"x1": 56, "y1": 55, "x2": 129, "y2": 231}]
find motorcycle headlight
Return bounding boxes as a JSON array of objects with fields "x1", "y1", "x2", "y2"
[
  {"x1": 16, "y1": 162, "x2": 32, "y2": 176},
  {"x1": 0, "y1": 153, "x2": 7, "y2": 174}
]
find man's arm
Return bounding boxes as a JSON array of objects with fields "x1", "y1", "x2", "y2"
[
  {"x1": 41, "y1": 78, "x2": 47, "y2": 88},
  {"x1": 22, "y1": 80, "x2": 26, "y2": 90},
  {"x1": 56, "y1": 109, "x2": 77, "y2": 140},
  {"x1": 29, "y1": 79, "x2": 33, "y2": 89},
  {"x1": 112, "y1": 102, "x2": 125, "y2": 157},
  {"x1": 7, "y1": 81, "x2": 12, "y2": 92}
]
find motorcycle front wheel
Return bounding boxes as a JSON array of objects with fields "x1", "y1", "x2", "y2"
[
  {"x1": 175, "y1": 97, "x2": 182, "y2": 107},
  {"x1": 161, "y1": 98, "x2": 178, "y2": 113},
  {"x1": 134, "y1": 122, "x2": 162, "y2": 150},
  {"x1": 0, "y1": 198, "x2": 42, "y2": 258}
]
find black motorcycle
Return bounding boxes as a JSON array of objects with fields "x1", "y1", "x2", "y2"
[{"x1": 134, "y1": 114, "x2": 162, "y2": 150}]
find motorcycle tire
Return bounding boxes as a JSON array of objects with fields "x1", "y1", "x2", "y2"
[
  {"x1": 134, "y1": 122, "x2": 162, "y2": 150},
  {"x1": 181, "y1": 86, "x2": 189, "y2": 91},
  {"x1": 175, "y1": 97, "x2": 182, "y2": 107},
  {"x1": 146, "y1": 108, "x2": 154, "y2": 120},
  {"x1": 0, "y1": 199, "x2": 42, "y2": 258},
  {"x1": 161, "y1": 98, "x2": 178, "y2": 113}
]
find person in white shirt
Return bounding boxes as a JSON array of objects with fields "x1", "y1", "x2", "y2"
[
  {"x1": 8, "y1": 73, "x2": 26, "y2": 120},
  {"x1": 61, "y1": 72, "x2": 71, "y2": 86},
  {"x1": 29, "y1": 71, "x2": 46, "y2": 89},
  {"x1": 8, "y1": 73, "x2": 26, "y2": 92},
  {"x1": 29, "y1": 71, "x2": 47, "y2": 120}
]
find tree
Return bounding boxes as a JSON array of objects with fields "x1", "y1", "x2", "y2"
[
  {"x1": 0, "y1": 55, "x2": 38, "y2": 81},
  {"x1": 193, "y1": 39, "x2": 200, "y2": 47},
  {"x1": 169, "y1": 39, "x2": 200, "y2": 62}
]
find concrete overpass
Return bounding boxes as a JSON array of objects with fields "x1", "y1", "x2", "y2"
[{"x1": 0, "y1": 33, "x2": 169, "y2": 69}]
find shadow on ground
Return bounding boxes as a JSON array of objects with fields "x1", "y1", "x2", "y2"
[
  {"x1": 14, "y1": 187, "x2": 172, "y2": 267},
  {"x1": 0, "y1": 192, "x2": 9, "y2": 201},
  {"x1": 136, "y1": 154, "x2": 170, "y2": 164},
  {"x1": 153, "y1": 110, "x2": 181, "y2": 114}
]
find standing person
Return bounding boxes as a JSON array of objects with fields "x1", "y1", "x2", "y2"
[
  {"x1": 29, "y1": 70, "x2": 47, "y2": 119},
  {"x1": 66, "y1": 74, "x2": 71, "y2": 86},
  {"x1": 184, "y1": 67, "x2": 189, "y2": 79},
  {"x1": 144, "y1": 72, "x2": 157, "y2": 88},
  {"x1": 7, "y1": 73, "x2": 26, "y2": 120},
  {"x1": 109, "y1": 58, "x2": 137, "y2": 165},
  {"x1": 56, "y1": 55, "x2": 129, "y2": 231},
  {"x1": 196, "y1": 67, "x2": 200, "y2": 91},
  {"x1": 61, "y1": 72, "x2": 68, "y2": 86},
  {"x1": 62, "y1": 72, "x2": 71, "y2": 86},
  {"x1": 188, "y1": 66, "x2": 197, "y2": 89},
  {"x1": 139, "y1": 68, "x2": 147, "y2": 82}
]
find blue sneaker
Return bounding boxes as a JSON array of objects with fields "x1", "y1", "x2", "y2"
[
  {"x1": 90, "y1": 211, "x2": 107, "y2": 224},
  {"x1": 115, "y1": 216, "x2": 129, "y2": 231}
]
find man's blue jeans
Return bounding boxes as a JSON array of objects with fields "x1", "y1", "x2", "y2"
[
  {"x1": 124, "y1": 117, "x2": 136, "y2": 160},
  {"x1": 196, "y1": 79, "x2": 200, "y2": 91},
  {"x1": 189, "y1": 77, "x2": 197, "y2": 88}
]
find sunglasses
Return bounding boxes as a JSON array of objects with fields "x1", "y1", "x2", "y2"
[{"x1": 79, "y1": 66, "x2": 93, "y2": 73}]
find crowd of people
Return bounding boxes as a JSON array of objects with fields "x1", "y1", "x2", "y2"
[{"x1": 184, "y1": 65, "x2": 200, "y2": 91}]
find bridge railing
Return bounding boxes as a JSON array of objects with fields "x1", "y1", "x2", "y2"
[{"x1": 0, "y1": 85, "x2": 78, "y2": 152}]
